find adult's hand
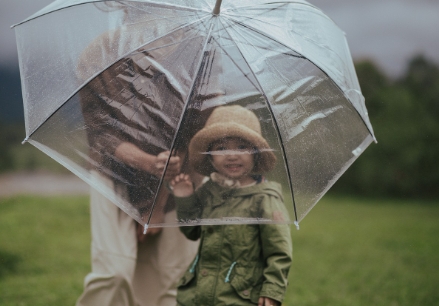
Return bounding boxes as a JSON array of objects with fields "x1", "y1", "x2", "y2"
[
  {"x1": 153, "y1": 151, "x2": 181, "y2": 180},
  {"x1": 115, "y1": 143, "x2": 181, "y2": 180}
]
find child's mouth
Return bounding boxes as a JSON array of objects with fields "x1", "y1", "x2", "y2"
[{"x1": 225, "y1": 164, "x2": 241, "y2": 172}]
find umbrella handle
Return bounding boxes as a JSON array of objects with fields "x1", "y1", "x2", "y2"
[{"x1": 212, "y1": 0, "x2": 222, "y2": 15}]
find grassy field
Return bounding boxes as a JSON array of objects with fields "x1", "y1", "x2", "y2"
[
  {"x1": 0, "y1": 196, "x2": 90, "y2": 305},
  {"x1": 0, "y1": 195, "x2": 438, "y2": 305}
]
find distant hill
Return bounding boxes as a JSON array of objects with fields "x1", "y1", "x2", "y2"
[{"x1": 0, "y1": 64, "x2": 24, "y2": 123}]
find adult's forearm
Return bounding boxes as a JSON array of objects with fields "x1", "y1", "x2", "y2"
[{"x1": 114, "y1": 142, "x2": 155, "y2": 173}]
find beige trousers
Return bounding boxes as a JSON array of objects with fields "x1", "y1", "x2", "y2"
[{"x1": 76, "y1": 183, "x2": 198, "y2": 306}]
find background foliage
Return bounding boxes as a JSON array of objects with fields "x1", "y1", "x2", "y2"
[{"x1": 330, "y1": 55, "x2": 439, "y2": 198}]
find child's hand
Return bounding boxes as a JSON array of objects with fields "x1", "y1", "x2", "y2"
[
  {"x1": 258, "y1": 296, "x2": 279, "y2": 306},
  {"x1": 170, "y1": 173, "x2": 194, "y2": 197}
]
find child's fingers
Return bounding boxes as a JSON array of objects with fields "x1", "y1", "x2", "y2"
[
  {"x1": 171, "y1": 173, "x2": 187, "y2": 184},
  {"x1": 168, "y1": 155, "x2": 180, "y2": 165},
  {"x1": 170, "y1": 174, "x2": 181, "y2": 185},
  {"x1": 258, "y1": 297, "x2": 277, "y2": 306}
]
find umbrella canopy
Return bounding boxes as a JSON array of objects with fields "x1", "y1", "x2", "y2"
[{"x1": 13, "y1": 0, "x2": 375, "y2": 229}]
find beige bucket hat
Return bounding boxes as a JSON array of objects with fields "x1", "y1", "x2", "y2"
[{"x1": 189, "y1": 105, "x2": 277, "y2": 176}]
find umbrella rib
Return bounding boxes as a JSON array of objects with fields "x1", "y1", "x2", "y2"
[
  {"x1": 225, "y1": 16, "x2": 376, "y2": 140},
  {"x1": 24, "y1": 15, "x2": 210, "y2": 141},
  {"x1": 145, "y1": 22, "x2": 215, "y2": 230},
  {"x1": 223, "y1": 18, "x2": 313, "y2": 118},
  {"x1": 227, "y1": 8, "x2": 352, "y2": 78},
  {"x1": 120, "y1": 1, "x2": 205, "y2": 24},
  {"x1": 210, "y1": 38, "x2": 261, "y2": 95},
  {"x1": 224, "y1": 16, "x2": 305, "y2": 59},
  {"x1": 223, "y1": 3, "x2": 286, "y2": 29},
  {"x1": 226, "y1": 18, "x2": 344, "y2": 218},
  {"x1": 220, "y1": 18, "x2": 299, "y2": 225},
  {"x1": 221, "y1": 1, "x2": 321, "y2": 15},
  {"x1": 101, "y1": 27, "x2": 207, "y2": 120},
  {"x1": 12, "y1": 0, "x2": 207, "y2": 27},
  {"x1": 123, "y1": 27, "x2": 207, "y2": 141},
  {"x1": 76, "y1": 15, "x2": 209, "y2": 99},
  {"x1": 213, "y1": 17, "x2": 277, "y2": 91},
  {"x1": 106, "y1": 23, "x2": 209, "y2": 142}
]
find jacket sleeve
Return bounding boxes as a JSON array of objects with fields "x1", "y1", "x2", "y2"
[
  {"x1": 175, "y1": 194, "x2": 202, "y2": 241},
  {"x1": 258, "y1": 194, "x2": 293, "y2": 303}
]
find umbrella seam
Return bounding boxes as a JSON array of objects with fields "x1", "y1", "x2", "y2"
[
  {"x1": 12, "y1": 0, "x2": 207, "y2": 28},
  {"x1": 224, "y1": 17, "x2": 375, "y2": 223},
  {"x1": 222, "y1": 1, "x2": 320, "y2": 13},
  {"x1": 225, "y1": 15, "x2": 367, "y2": 204},
  {"x1": 221, "y1": 1, "x2": 331, "y2": 25},
  {"x1": 24, "y1": 14, "x2": 210, "y2": 141},
  {"x1": 225, "y1": 15, "x2": 376, "y2": 141},
  {"x1": 209, "y1": 36, "x2": 261, "y2": 94},
  {"x1": 219, "y1": 17, "x2": 299, "y2": 224},
  {"x1": 145, "y1": 21, "x2": 215, "y2": 227}
]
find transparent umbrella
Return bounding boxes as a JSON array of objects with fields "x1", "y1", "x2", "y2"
[{"x1": 13, "y1": 0, "x2": 375, "y2": 231}]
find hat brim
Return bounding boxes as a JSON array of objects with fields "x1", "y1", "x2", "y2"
[{"x1": 189, "y1": 122, "x2": 277, "y2": 176}]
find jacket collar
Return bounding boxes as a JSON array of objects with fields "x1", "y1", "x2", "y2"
[{"x1": 204, "y1": 178, "x2": 284, "y2": 208}]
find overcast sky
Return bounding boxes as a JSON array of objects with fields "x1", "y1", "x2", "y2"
[{"x1": 1, "y1": 0, "x2": 439, "y2": 77}]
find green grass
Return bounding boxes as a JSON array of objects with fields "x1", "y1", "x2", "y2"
[
  {"x1": 0, "y1": 195, "x2": 438, "y2": 305},
  {"x1": 286, "y1": 196, "x2": 439, "y2": 306},
  {"x1": 0, "y1": 196, "x2": 90, "y2": 306}
]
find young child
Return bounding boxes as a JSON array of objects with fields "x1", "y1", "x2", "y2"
[{"x1": 171, "y1": 105, "x2": 292, "y2": 306}]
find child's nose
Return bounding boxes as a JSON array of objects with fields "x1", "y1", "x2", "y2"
[{"x1": 226, "y1": 150, "x2": 239, "y2": 159}]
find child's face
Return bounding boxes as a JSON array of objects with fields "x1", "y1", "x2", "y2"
[{"x1": 209, "y1": 137, "x2": 256, "y2": 184}]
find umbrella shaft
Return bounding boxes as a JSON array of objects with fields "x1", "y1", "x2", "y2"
[{"x1": 212, "y1": 0, "x2": 222, "y2": 15}]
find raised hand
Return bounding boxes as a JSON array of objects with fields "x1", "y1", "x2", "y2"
[{"x1": 170, "y1": 173, "x2": 194, "y2": 197}]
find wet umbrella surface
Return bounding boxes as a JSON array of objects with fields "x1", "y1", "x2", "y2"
[{"x1": 13, "y1": 0, "x2": 375, "y2": 229}]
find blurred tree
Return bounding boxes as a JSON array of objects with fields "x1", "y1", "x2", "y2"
[
  {"x1": 332, "y1": 56, "x2": 439, "y2": 199},
  {"x1": 0, "y1": 122, "x2": 22, "y2": 172},
  {"x1": 402, "y1": 55, "x2": 439, "y2": 116},
  {"x1": 399, "y1": 55, "x2": 439, "y2": 196},
  {"x1": 0, "y1": 122, "x2": 14, "y2": 172}
]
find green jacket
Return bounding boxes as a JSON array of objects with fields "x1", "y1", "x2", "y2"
[{"x1": 176, "y1": 180, "x2": 292, "y2": 305}]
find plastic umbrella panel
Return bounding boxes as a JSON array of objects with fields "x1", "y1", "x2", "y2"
[{"x1": 14, "y1": 0, "x2": 375, "y2": 227}]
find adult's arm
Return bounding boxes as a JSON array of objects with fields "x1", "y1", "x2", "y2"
[{"x1": 115, "y1": 142, "x2": 180, "y2": 180}]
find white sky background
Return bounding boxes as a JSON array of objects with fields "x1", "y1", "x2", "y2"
[{"x1": 1, "y1": 0, "x2": 439, "y2": 77}]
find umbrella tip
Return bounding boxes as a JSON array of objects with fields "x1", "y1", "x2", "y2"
[
  {"x1": 21, "y1": 137, "x2": 29, "y2": 145},
  {"x1": 212, "y1": 0, "x2": 222, "y2": 15},
  {"x1": 143, "y1": 224, "x2": 149, "y2": 234},
  {"x1": 294, "y1": 221, "x2": 300, "y2": 230}
]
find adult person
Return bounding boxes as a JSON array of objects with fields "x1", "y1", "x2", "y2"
[{"x1": 75, "y1": 5, "x2": 200, "y2": 305}]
